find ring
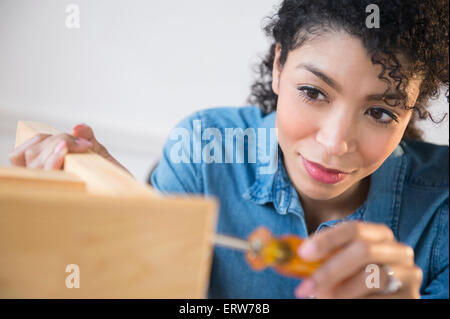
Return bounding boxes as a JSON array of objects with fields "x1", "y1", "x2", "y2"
[{"x1": 381, "y1": 265, "x2": 402, "y2": 294}]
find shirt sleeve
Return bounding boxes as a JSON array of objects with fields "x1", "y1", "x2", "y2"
[
  {"x1": 421, "y1": 199, "x2": 449, "y2": 299},
  {"x1": 149, "y1": 111, "x2": 204, "y2": 195}
]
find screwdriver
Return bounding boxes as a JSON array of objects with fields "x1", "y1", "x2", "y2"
[{"x1": 213, "y1": 226, "x2": 322, "y2": 279}]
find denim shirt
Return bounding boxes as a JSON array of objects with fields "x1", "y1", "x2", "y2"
[{"x1": 150, "y1": 106, "x2": 449, "y2": 299}]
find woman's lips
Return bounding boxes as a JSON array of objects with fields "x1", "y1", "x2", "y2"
[{"x1": 300, "y1": 155, "x2": 350, "y2": 184}]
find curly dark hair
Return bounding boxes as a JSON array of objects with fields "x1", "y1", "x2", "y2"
[{"x1": 247, "y1": 0, "x2": 449, "y2": 140}]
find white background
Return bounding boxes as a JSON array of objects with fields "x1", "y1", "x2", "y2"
[{"x1": 0, "y1": 0, "x2": 448, "y2": 182}]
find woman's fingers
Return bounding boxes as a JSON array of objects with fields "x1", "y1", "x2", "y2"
[
  {"x1": 50, "y1": 133, "x2": 93, "y2": 154},
  {"x1": 43, "y1": 140, "x2": 68, "y2": 170},
  {"x1": 312, "y1": 263, "x2": 422, "y2": 299},
  {"x1": 325, "y1": 264, "x2": 395, "y2": 298},
  {"x1": 296, "y1": 240, "x2": 415, "y2": 298},
  {"x1": 9, "y1": 133, "x2": 93, "y2": 169},
  {"x1": 311, "y1": 240, "x2": 414, "y2": 294},
  {"x1": 28, "y1": 136, "x2": 63, "y2": 169},
  {"x1": 298, "y1": 221, "x2": 395, "y2": 262},
  {"x1": 72, "y1": 123, "x2": 95, "y2": 142},
  {"x1": 365, "y1": 265, "x2": 423, "y2": 299},
  {"x1": 293, "y1": 220, "x2": 419, "y2": 299},
  {"x1": 8, "y1": 124, "x2": 130, "y2": 175},
  {"x1": 28, "y1": 134, "x2": 93, "y2": 169},
  {"x1": 8, "y1": 133, "x2": 50, "y2": 166},
  {"x1": 72, "y1": 123, "x2": 110, "y2": 158},
  {"x1": 296, "y1": 264, "x2": 389, "y2": 299}
]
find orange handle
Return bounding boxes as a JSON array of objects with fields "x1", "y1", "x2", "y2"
[{"x1": 245, "y1": 227, "x2": 322, "y2": 279}]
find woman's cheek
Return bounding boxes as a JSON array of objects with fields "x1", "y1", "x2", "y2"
[
  {"x1": 358, "y1": 127, "x2": 401, "y2": 169},
  {"x1": 276, "y1": 100, "x2": 318, "y2": 145}
]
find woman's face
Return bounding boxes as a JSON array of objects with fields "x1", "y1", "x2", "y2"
[{"x1": 273, "y1": 31, "x2": 421, "y2": 201}]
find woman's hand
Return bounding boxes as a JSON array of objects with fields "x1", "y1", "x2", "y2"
[
  {"x1": 294, "y1": 221, "x2": 423, "y2": 299},
  {"x1": 8, "y1": 123, "x2": 131, "y2": 175}
]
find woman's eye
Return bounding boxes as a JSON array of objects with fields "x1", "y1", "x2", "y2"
[
  {"x1": 366, "y1": 107, "x2": 399, "y2": 125},
  {"x1": 297, "y1": 86, "x2": 327, "y2": 102}
]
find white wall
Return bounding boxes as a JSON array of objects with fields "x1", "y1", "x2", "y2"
[{"x1": 0, "y1": 0, "x2": 448, "y2": 182}]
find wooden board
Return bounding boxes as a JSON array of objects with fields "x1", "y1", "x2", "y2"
[
  {"x1": 0, "y1": 185, "x2": 218, "y2": 298},
  {"x1": 0, "y1": 166, "x2": 85, "y2": 193},
  {"x1": 1, "y1": 120, "x2": 219, "y2": 298}
]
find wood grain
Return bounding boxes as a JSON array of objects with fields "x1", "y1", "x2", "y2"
[
  {"x1": 1, "y1": 120, "x2": 219, "y2": 298},
  {"x1": 0, "y1": 185, "x2": 218, "y2": 298}
]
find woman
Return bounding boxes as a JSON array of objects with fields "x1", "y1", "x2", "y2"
[{"x1": 9, "y1": 0, "x2": 449, "y2": 298}]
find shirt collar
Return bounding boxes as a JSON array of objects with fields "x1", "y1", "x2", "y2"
[
  {"x1": 242, "y1": 111, "x2": 407, "y2": 235},
  {"x1": 242, "y1": 111, "x2": 303, "y2": 216}
]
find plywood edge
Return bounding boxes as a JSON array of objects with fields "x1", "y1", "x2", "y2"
[
  {"x1": 0, "y1": 166, "x2": 86, "y2": 192},
  {"x1": 194, "y1": 196, "x2": 219, "y2": 298},
  {"x1": 0, "y1": 184, "x2": 218, "y2": 214}
]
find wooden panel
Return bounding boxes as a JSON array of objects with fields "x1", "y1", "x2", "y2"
[
  {"x1": 14, "y1": 121, "x2": 159, "y2": 197},
  {"x1": 0, "y1": 166, "x2": 85, "y2": 193},
  {"x1": 63, "y1": 154, "x2": 157, "y2": 197},
  {"x1": 0, "y1": 185, "x2": 218, "y2": 298}
]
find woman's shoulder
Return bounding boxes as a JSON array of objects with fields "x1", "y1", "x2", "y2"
[
  {"x1": 152, "y1": 106, "x2": 273, "y2": 195},
  {"x1": 401, "y1": 138, "x2": 449, "y2": 189}
]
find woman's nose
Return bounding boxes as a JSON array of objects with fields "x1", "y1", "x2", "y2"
[{"x1": 315, "y1": 111, "x2": 356, "y2": 157}]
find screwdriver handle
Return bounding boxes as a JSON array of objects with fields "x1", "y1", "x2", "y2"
[{"x1": 244, "y1": 227, "x2": 321, "y2": 279}]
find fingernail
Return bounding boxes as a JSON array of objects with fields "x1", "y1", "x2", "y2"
[
  {"x1": 298, "y1": 241, "x2": 316, "y2": 260},
  {"x1": 54, "y1": 140, "x2": 66, "y2": 154},
  {"x1": 73, "y1": 123, "x2": 87, "y2": 130},
  {"x1": 75, "y1": 138, "x2": 93, "y2": 147},
  {"x1": 295, "y1": 280, "x2": 315, "y2": 298}
]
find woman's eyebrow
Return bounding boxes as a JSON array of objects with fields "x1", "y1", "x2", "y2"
[
  {"x1": 296, "y1": 63, "x2": 343, "y2": 93},
  {"x1": 296, "y1": 63, "x2": 404, "y2": 103},
  {"x1": 365, "y1": 92, "x2": 404, "y2": 102}
]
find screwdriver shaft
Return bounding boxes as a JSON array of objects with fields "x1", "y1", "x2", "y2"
[{"x1": 214, "y1": 234, "x2": 250, "y2": 251}]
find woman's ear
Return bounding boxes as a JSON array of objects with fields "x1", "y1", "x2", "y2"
[{"x1": 272, "y1": 43, "x2": 282, "y2": 95}]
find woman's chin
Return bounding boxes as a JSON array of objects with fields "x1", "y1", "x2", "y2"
[
  {"x1": 302, "y1": 189, "x2": 341, "y2": 201},
  {"x1": 293, "y1": 177, "x2": 344, "y2": 201},
  {"x1": 286, "y1": 157, "x2": 352, "y2": 200}
]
